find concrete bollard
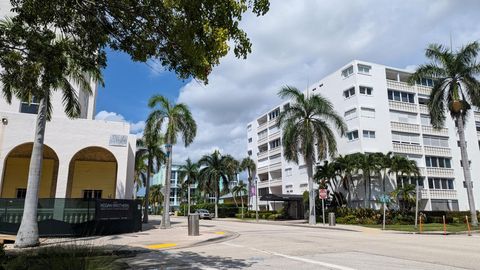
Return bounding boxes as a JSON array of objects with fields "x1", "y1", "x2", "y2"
[
  {"x1": 188, "y1": 213, "x2": 200, "y2": 236},
  {"x1": 329, "y1": 212, "x2": 336, "y2": 226}
]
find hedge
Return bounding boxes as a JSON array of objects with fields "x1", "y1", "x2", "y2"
[{"x1": 177, "y1": 203, "x2": 241, "y2": 218}]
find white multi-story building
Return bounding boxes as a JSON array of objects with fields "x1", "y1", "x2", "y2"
[{"x1": 247, "y1": 60, "x2": 480, "y2": 212}]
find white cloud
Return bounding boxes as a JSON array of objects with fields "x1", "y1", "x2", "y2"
[
  {"x1": 150, "y1": 0, "x2": 480, "y2": 163},
  {"x1": 95, "y1": 110, "x2": 145, "y2": 137}
]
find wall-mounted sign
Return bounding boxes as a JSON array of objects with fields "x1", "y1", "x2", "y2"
[{"x1": 109, "y1": 134, "x2": 128, "y2": 147}]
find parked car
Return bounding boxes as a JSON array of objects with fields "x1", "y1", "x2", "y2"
[{"x1": 195, "y1": 209, "x2": 213, "y2": 219}]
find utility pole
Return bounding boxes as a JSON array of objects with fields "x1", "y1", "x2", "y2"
[{"x1": 414, "y1": 182, "x2": 419, "y2": 229}]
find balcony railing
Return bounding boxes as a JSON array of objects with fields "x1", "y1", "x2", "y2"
[
  {"x1": 419, "y1": 104, "x2": 429, "y2": 115},
  {"x1": 258, "y1": 151, "x2": 268, "y2": 160},
  {"x1": 270, "y1": 178, "x2": 282, "y2": 186},
  {"x1": 388, "y1": 100, "x2": 418, "y2": 113},
  {"x1": 392, "y1": 143, "x2": 423, "y2": 155},
  {"x1": 421, "y1": 125, "x2": 448, "y2": 136},
  {"x1": 424, "y1": 146, "x2": 451, "y2": 157},
  {"x1": 426, "y1": 167, "x2": 455, "y2": 178},
  {"x1": 390, "y1": 121, "x2": 420, "y2": 133},
  {"x1": 257, "y1": 122, "x2": 268, "y2": 131},
  {"x1": 387, "y1": 80, "x2": 415, "y2": 93},
  {"x1": 417, "y1": 85, "x2": 432, "y2": 96},
  {"x1": 421, "y1": 189, "x2": 457, "y2": 200},
  {"x1": 257, "y1": 165, "x2": 269, "y2": 174},
  {"x1": 269, "y1": 147, "x2": 281, "y2": 156}
]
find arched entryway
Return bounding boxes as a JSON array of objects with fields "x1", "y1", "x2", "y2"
[
  {"x1": 1, "y1": 143, "x2": 59, "y2": 198},
  {"x1": 67, "y1": 147, "x2": 117, "y2": 199}
]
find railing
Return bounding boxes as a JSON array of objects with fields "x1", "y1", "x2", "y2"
[
  {"x1": 392, "y1": 143, "x2": 423, "y2": 155},
  {"x1": 388, "y1": 100, "x2": 418, "y2": 113},
  {"x1": 422, "y1": 125, "x2": 448, "y2": 136},
  {"x1": 386, "y1": 80, "x2": 415, "y2": 93},
  {"x1": 269, "y1": 178, "x2": 282, "y2": 186},
  {"x1": 419, "y1": 104, "x2": 429, "y2": 115},
  {"x1": 424, "y1": 146, "x2": 451, "y2": 157},
  {"x1": 475, "y1": 112, "x2": 480, "y2": 122},
  {"x1": 257, "y1": 181, "x2": 269, "y2": 188},
  {"x1": 390, "y1": 121, "x2": 420, "y2": 133},
  {"x1": 269, "y1": 129, "x2": 281, "y2": 138},
  {"x1": 269, "y1": 147, "x2": 282, "y2": 156},
  {"x1": 421, "y1": 189, "x2": 457, "y2": 200},
  {"x1": 257, "y1": 122, "x2": 268, "y2": 131},
  {"x1": 258, "y1": 151, "x2": 268, "y2": 160},
  {"x1": 269, "y1": 162, "x2": 282, "y2": 171},
  {"x1": 417, "y1": 85, "x2": 432, "y2": 95},
  {"x1": 257, "y1": 165, "x2": 269, "y2": 174},
  {"x1": 426, "y1": 167, "x2": 455, "y2": 178}
]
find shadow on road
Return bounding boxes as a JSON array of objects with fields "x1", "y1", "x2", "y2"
[{"x1": 142, "y1": 219, "x2": 182, "y2": 231}]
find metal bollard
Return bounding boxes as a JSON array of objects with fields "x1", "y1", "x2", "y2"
[
  {"x1": 188, "y1": 213, "x2": 200, "y2": 236},
  {"x1": 328, "y1": 212, "x2": 336, "y2": 226}
]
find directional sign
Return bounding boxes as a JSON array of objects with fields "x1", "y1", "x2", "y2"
[
  {"x1": 319, "y1": 189, "x2": 328, "y2": 200},
  {"x1": 379, "y1": 194, "x2": 390, "y2": 204}
]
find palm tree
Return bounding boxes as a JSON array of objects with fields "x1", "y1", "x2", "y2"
[
  {"x1": 240, "y1": 157, "x2": 256, "y2": 210},
  {"x1": 147, "y1": 95, "x2": 197, "y2": 229},
  {"x1": 352, "y1": 153, "x2": 379, "y2": 208},
  {"x1": 410, "y1": 42, "x2": 480, "y2": 226},
  {"x1": 149, "y1": 184, "x2": 164, "y2": 215},
  {"x1": 277, "y1": 86, "x2": 347, "y2": 225},
  {"x1": 0, "y1": 19, "x2": 102, "y2": 248},
  {"x1": 178, "y1": 158, "x2": 199, "y2": 215},
  {"x1": 198, "y1": 150, "x2": 238, "y2": 218},
  {"x1": 334, "y1": 154, "x2": 356, "y2": 206},
  {"x1": 232, "y1": 182, "x2": 248, "y2": 219},
  {"x1": 391, "y1": 184, "x2": 416, "y2": 212},
  {"x1": 136, "y1": 124, "x2": 166, "y2": 223},
  {"x1": 133, "y1": 151, "x2": 149, "y2": 199}
]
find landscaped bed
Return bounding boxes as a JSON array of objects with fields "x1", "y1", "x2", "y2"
[{"x1": 362, "y1": 223, "x2": 478, "y2": 233}]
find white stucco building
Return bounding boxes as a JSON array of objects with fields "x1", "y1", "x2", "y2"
[{"x1": 247, "y1": 60, "x2": 480, "y2": 212}]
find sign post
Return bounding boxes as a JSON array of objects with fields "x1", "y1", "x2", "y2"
[
  {"x1": 319, "y1": 189, "x2": 328, "y2": 226},
  {"x1": 379, "y1": 194, "x2": 390, "y2": 230}
]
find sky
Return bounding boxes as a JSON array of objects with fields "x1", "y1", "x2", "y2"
[{"x1": 94, "y1": 0, "x2": 480, "y2": 164}]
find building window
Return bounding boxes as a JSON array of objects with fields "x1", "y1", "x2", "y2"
[
  {"x1": 347, "y1": 130, "x2": 359, "y2": 141},
  {"x1": 391, "y1": 111, "x2": 417, "y2": 124},
  {"x1": 418, "y1": 78, "x2": 434, "y2": 87},
  {"x1": 343, "y1": 87, "x2": 355, "y2": 98},
  {"x1": 247, "y1": 124, "x2": 252, "y2": 131},
  {"x1": 247, "y1": 150, "x2": 252, "y2": 156},
  {"x1": 83, "y1": 190, "x2": 102, "y2": 199},
  {"x1": 363, "y1": 130, "x2": 376, "y2": 139},
  {"x1": 171, "y1": 171, "x2": 177, "y2": 180},
  {"x1": 388, "y1": 90, "x2": 414, "y2": 103},
  {"x1": 269, "y1": 138, "x2": 281, "y2": 149},
  {"x1": 299, "y1": 165, "x2": 307, "y2": 174},
  {"x1": 392, "y1": 132, "x2": 420, "y2": 145},
  {"x1": 344, "y1": 108, "x2": 357, "y2": 120},
  {"x1": 428, "y1": 178, "x2": 454, "y2": 190},
  {"x1": 421, "y1": 115, "x2": 431, "y2": 126},
  {"x1": 475, "y1": 121, "x2": 480, "y2": 132},
  {"x1": 20, "y1": 96, "x2": 40, "y2": 114},
  {"x1": 358, "y1": 64, "x2": 371, "y2": 74},
  {"x1": 248, "y1": 137, "x2": 252, "y2": 143},
  {"x1": 361, "y1": 107, "x2": 375, "y2": 118},
  {"x1": 258, "y1": 129, "x2": 268, "y2": 140},
  {"x1": 359, "y1": 86, "x2": 373, "y2": 95},
  {"x1": 418, "y1": 97, "x2": 429, "y2": 105},
  {"x1": 283, "y1": 103, "x2": 290, "y2": 110},
  {"x1": 425, "y1": 156, "x2": 451, "y2": 168},
  {"x1": 341, "y1": 66, "x2": 354, "y2": 78},
  {"x1": 299, "y1": 183, "x2": 308, "y2": 188},
  {"x1": 423, "y1": 136, "x2": 449, "y2": 148},
  {"x1": 16, "y1": 188, "x2": 27, "y2": 199},
  {"x1": 268, "y1": 108, "x2": 280, "y2": 120},
  {"x1": 397, "y1": 177, "x2": 424, "y2": 188},
  {"x1": 285, "y1": 168, "x2": 292, "y2": 177}
]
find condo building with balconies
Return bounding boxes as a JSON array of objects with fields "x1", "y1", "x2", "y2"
[{"x1": 247, "y1": 60, "x2": 480, "y2": 212}]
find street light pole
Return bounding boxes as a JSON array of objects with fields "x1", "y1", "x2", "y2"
[
  {"x1": 255, "y1": 178, "x2": 259, "y2": 223},
  {"x1": 415, "y1": 182, "x2": 419, "y2": 229}
]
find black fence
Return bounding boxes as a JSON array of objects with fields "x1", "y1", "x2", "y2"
[{"x1": 0, "y1": 198, "x2": 142, "y2": 237}]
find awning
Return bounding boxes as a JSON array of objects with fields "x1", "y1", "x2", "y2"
[{"x1": 260, "y1": 193, "x2": 303, "y2": 202}]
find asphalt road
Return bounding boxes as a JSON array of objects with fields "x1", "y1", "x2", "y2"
[{"x1": 131, "y1": 217, "x2": 480, "y2": 270}]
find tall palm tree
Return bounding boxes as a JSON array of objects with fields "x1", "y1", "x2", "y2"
[
  {"x1": 136, "y1": 124, "x2": 166, "y2": 223},
  {"x1": 232, "y1": 182, "x2": 248, "y2": 219},
  {"x1": 147, "y1": 95, "x2": 197, "y2": 229},
  {"x1": 0, "y1": 19, "x2": 102, "y2": 248},
  {"x1": 334, "y1": 154, "x2": 356, "y2": 206},
  {"x1": 410, "y1": 41, "x2": 480, "y2": 226},
  {"x1": 351, "y1": 153, "x2": 379, "y2": 208},
  {"x1": 178, "y1": 158, "x2": 199, "y2": 215},
  {"x1": 198, "y1": 150, "x2": 238, "y2": 218},
  {"x1": 149, "y1": 184, "x2": 164, "y2": 215},
  {"x1": 133, "y1": 152, "x2": 148, "y2": 199},
  {"x1": 240, "y1": 157, "x2": 256, "y2": 210},
  {"x1": 276, "y1": 86, "x2": 347, "y2": 225},
  {"x1": 391, "y1": 184, "x2": 417, "y2": 212}
]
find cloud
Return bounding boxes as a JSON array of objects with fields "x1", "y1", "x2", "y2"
[
  {"x1": 95, "y1": 110, "x2": 145, "y2": 136},
  {"x1": 146, "y1": 59, "x2": 167, "y2": 77},
  {"x1": 164, "y1": 0, "x2": 480, "y2": 163}
]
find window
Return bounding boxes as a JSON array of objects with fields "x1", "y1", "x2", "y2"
[
  {"x1": 397, "y1": 177, "x2": 424, "y2": 188},
  {"x1": 359, "y1": 86, "x2": 373, "y2": 95},
  {"x1": 421, "y1": 115, "x2": 431, "y2": 126},
  {"x1": 343, "y1": 87, "x2": 355, "y2": 98},
  {"x1": 418, "y1": 78, "x2": 434, "y2": 87},
  {"x1": 344, "y1": 108, "x2": 357, "y2": 120},
  {"x1": 425, "y1": 156, "x2": 451, "y2": 168},
  {"x1": 428, "y1": 178, "x2": 454, "y2": 190},
  {"x1": 171, "y1": 171, "x2": 177, "y2": 180},
  {"x1": 83, "y1": 190, "x2": 102, "y2": 199},
  {"x1": 20, "y1": 96, "x2": 40, "y2": 114},
  {"x1": 16, "y1": 188, "x2": 27, "y2": 199},
  {"x1": 391, "y1": 111, "x2": 417, "y2": 124},
  {"x1": 341, "y1": 66, "x2": 354, "y2": 78},
  {"x1": 247, "y1": 124, "x2": 252, "y2": 131},
  {"x1": 269, "y1": 138, "x2": 280, "y2": 149},
  {"x1": 248, "y1": 137, "x2": 252, "y2": 143},
  {"x1": 423, "y1": 136, "x2": 449, "y2": 147},
  {"x1": 285, "y1": 168, "x2": 292, "y2": 177},
  {"x1": 347, "y1": 130, "x2": 359, "y2": 141},
  {"x1": 388, "y1": 90, "x2": 414, "y2": 103},
  {"x1": 361, "y1": 107, "x2": 375, "y2": 118},
  {"x1": 258, "y1": 129, "x2": 267, "y2": 140},
  {"x1": 358, "y1": 64, "x2": 371, "y2": 74},
  {"x1": 363, "y1": 130, "x2": 376, "y2": 139},
  {"x1": 283, "y1": 103, "x2": 290, "y2": 110},
  {"x1": 299, "y1": 165, "x2": 307, "y2": 174},
  {"x1": 476, "y1": 121, "x2": 480, "y2": 132},
  {"x1": 268, "y1": 108, "x2": 280, "y2": 120},
  {"x1": 418, "y1": 97, "x2": 429, "y2": 105},
  {"x1": 299, "y1": 183, "x2": 308, "y2": 188},
  {"x1": 392, "y1": 132, "x2": 420, "y2": 145},
  {"x1": 247, "y1": 150, "x2": 252, "y2": 156}
]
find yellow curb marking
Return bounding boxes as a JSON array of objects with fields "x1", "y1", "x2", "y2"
[
  {"x1": 146, "y1": 243, "x2": 177, "y2": 249},
  {"x1": 214, "y1": 231, "x2": 225, "y2": 235}
]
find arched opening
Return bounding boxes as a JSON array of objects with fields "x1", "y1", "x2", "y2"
[
  {"x1": 1, "y1": 143, "x2": 59, "y2": 198},
  {"x1": 67, "y1": 147, "x2": 117, "y2": 199}
]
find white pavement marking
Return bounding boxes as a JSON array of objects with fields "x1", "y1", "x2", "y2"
[{"x1": 222, "y1": 243, "x2": 357, "y2": 270}]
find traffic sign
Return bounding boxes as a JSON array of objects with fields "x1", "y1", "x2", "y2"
[
  {"x1": 379, "y1": 194, "x2": 390, "y2": 204},
  {"x1": 319, "y1": 189, "x2": 328, "y2": 199}
]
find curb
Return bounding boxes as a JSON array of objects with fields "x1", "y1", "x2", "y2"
[{"x1": 219, "y1": 218, "x2": 360, "y2": 232}]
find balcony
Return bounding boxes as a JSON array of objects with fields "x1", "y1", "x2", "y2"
[
  {"x1": 475, "y1": 112, "x2": 480, "y2": 122},
  {"x1": 257, "y1": 122, "x2": 268, "y2": 131},
  {"x1": 269, "y1": 129, "x2": 281, "y2": 139},
  {"x1": 477, "y1": 131, "x2": 480, "y2": 138},
  {"x1": 269, "y1": 147, "x2": 281, "y2": 156},
  {"x1": 257, "y1": 180, "x2": 269, "y2": 188},
  {"x1": 387, "y1": 80, "x2": 415, "y2": 93},
  {"x1": 258, "y1": 151, "x2": 268, "y2": 160},
  {"x1": 421, "y1": 189, "x2": 457, "y2": 200},
  {"x1": 422, "y1": 125, "x2": 448, "y2": 136},
  {"x1": 268, "y1": 119, "x2": 279, "y2": 128},
  {"x1": 417, "y1": 85, "x2": 432, "y2": 96},
  {"x1": 390, "y1": 122, "x2": 420, "y2": 133},
  {"x1": 270, "y1": 178, "x2": 282, "y2": 187},
  {"x1": 392, "y1": 143, "x2": 423, "y2": 155},
  {"x1": 424, "y1": 146, "x2": 451, "y2": 157},
  {"x1": 269, "y1": 162, "x2": 282, "y2": 171},
  {"x1": 388, "y1": 100, "x2": 418, "y2": 113},
  {"x1": 426, "y1": 167, "x2": 455, "y2": 178},
  {"x1": 419, "y1": 104, "x2": 429, "y2": 115},
  {"x1": 257, "y1": 165, "x2": 268, "y2": 174},
  {"x1": 258, "y1": 135, "x2": 268, "y2": 144}
]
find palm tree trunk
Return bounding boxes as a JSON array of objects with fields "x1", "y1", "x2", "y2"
[
  {"x1": 306, "y1": 159, "x2": 316, "y2": 225},
  {"x1": 364, "y1": 172, "x2": 368, "y2": 208},
  {"x1": 457, "y1": 116, "x2": 478, "y2": 226},
  {"x1": 233, "y1": 193, "x2": 238, "y2": 207},
  {"x1": 241, "y1": 192, "x2": 244, "y2": 219},
  {"x1": 215, "y1": 191, "x2": 219, "y2": 218},
  {"x1": 15, "y1": 98, "x2": 48, "y2": 248},
  {"x1": 161, "y1": 143, "x2": 173, "y2": 229},
  {"x1": 143, "y1": 158, "x2": 152, "y2": 223},
  {"x1": 247, "y1": 170, "x2": 251, "y2": 211},
  {"x1": 187, "y1": 183, "x2": 191, "y2": 215}
]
